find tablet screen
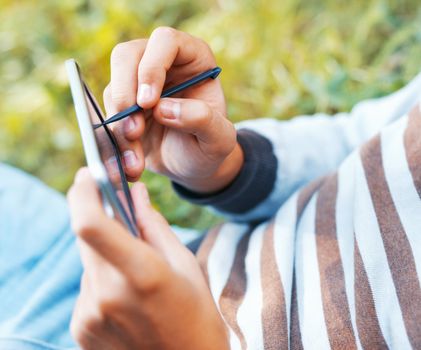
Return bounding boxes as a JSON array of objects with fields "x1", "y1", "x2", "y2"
[{"x1": 82, "y1": 80, "x2": 137, "y2": 234}]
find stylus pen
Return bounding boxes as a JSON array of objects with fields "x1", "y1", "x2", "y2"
[{"x1": 94, "y1": 66, "x2": 221, "y2": 129}]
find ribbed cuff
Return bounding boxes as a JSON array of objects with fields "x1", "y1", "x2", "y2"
[{"x1": 172, "y1": 129, "x2": 278, "y2": 214}]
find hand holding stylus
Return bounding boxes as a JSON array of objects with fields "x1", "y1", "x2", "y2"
[
  {"x1": 95, "y1": 67, "x2": 222, "y2": 129},
  {"x1": 103, "y1": 27, "x2": 244, "y2": 193}
]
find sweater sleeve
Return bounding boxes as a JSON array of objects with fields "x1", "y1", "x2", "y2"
[{"x1": 173, "y1": 71, "x2": 421, "y2": 222}]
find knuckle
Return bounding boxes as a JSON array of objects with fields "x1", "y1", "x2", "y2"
[
  {"x1": 131, "y1": 259, "x2": 168, "y2": 295},
  {"x1": 152, "y1": 26, "x2": 177, "y2": 40},
  {"x1": 71, "y1": 217, "x2": 100, "y2": 242},
  {"x1": 111, "y1": 39, "x2": 147, "y2": 63},
  {"x1": 208, "y1": 121, "x2": 236, "y2": 160},
  {"x1": 193, "y1": 102, "x2": 213, "y2": 128},
  {"x1": 71, "y1": 315, "x2": 102, "y2": 343},
  {"x1": 138, "y1": 64, "x2": 166, "y2": 82},
  {"x1": 198, "y1": 38, "x2": 212, "y2": 54},
  {"x1": 135, "y1": 274, "x2": 162, "y2": 296},
  {"x1": 96, "y1": 277, "x2": 129, "y2": 315},
  {"x1": 103, "y1": 83, "x2": 111, "y2": 101},
  {"x1": 219, "y1": 122, "x2": 237, "y2": 154},
  {"x1": 110, "y1": 41, "x2": 131, "y2": 63},
  {"x1": 70, "y1": 316, "x2": 87, "y2": 344},
  {"x1": 70, "y1": 317, "x2": 82, "y2": 343},
  {"x1": 111, "y1": 89, "x2": 131, "y2": 109},
  {"x1": 97, "y1": 294, "x2": 121, "y2": 317},
  {"x1": 109, "y1": 119, "x2": 123, "y2": 137},
  {"x1": 200, "y1": 102, "x2": 213, "y2": 121},
  {"x1": 191, "y1": 37, "x2": 215, "y2": 62}
]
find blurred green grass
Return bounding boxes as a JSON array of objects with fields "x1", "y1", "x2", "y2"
[{"x1": 0, "y1": 0, "x2": 420, "y2": 229}]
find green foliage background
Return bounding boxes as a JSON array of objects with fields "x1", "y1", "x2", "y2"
[{"x1": 0, "y1": 0, "x2": 420, "y2": 229}]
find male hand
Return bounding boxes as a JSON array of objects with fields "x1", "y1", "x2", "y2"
[
  {"x1": 67, "y1": 168, "x2": 229, "y2": 350},
  {"x1": 104, "y1": 27, "x2": 243, "y2": 193}
]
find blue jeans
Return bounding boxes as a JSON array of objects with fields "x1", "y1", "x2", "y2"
[{"x1": 0, "y1": 164, "x2": 199, "y2": 350}]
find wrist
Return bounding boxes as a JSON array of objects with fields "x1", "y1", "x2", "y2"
[
  {"x1": 172, "y1": 128, "x2": 278, "y2": 215},
  {"x1": 177, "y1": 142, "x2": 244, "y2": 194}
]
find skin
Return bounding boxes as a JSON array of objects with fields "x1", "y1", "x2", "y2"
[
  {"x1": 68, "y1": 27, "x2": 245, "y2": 349},
  {"x1": 104, "y1": 26, "x2": 244, "y2": 193},
  {"x1": 67, "y1": 168, "x2": 229, "y2": 350}
]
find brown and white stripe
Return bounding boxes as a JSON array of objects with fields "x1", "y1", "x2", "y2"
[
  {"x1": 400, "y1": 107, "x2": 421, "y2": 278},
  {"x1": 260, "y1": 220, "x2": 288, "y2": 350},
  {"x1": 314, "y1": 173, "x2": 358, "y2": 349},
  {"x1": 197, "y1": 224, "x2": 223, "y2": 283},
  {"x1": 295, "y1": 193, "x2": 332, "y2": 348},
  {"x1": 405, "y1": 105, "x2": 421, "y2": 199},
  {"x1": 219, "y1": 229, "x2": 252, "y2": 349},
  {"x1": 359, "y1": 110, "x2": 421, "y2": 348},
  {"x1": 290, "y1": 179, "x2": 324, "y2": 350},
  {"x1": 335, "y1": 154, "x2": 363, "y2": 350},
  {"x1": 354, "y1": 149, "x2": 412, "y2": 348},
  {"x1": 199, "y1": 222, "x2": 250, "y2": 348},
  {"x1": 354, "y1": 237, "x2": 388, "y2": 349},
  {"x1": 236, "y1": 224, "x2": 267, "y2": 349},
  {"x1": 196, "y1": 103, "x2": 421, "y2": 349},
  {"x1": 271, "y1": 191, "x2": 301, "y2": 350}
]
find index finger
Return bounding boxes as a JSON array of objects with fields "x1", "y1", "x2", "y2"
[
  {"x1": 136, "y1": 27, "x2": 215, "y2": 109},
  {"x1": 110, "y1": 39, "x2": 147, "y2": 111}
]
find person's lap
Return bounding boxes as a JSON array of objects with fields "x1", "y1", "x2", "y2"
[{"x1": 0, "y1": 164, "x2": 80, "y2": 349}]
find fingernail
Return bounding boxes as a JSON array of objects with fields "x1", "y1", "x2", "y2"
[
  {"x1": 160, "y1": 100, "x2": 181, "y2": 119},
  {"x1": 137, "y1": 83, "x2": 152, "y2": 103},
  {"x1": 105, "y1": 156, "x2": 119, "y2": 175},
  {"x1": 124, "y1": 116, "x2": 136, "y2": 134},
  {"x1": 123, "y1": 150, "x2": 138, "y2": 169}
]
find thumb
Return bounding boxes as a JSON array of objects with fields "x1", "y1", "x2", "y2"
[{"x1": 152, "y1": 97, "x2": 237, "y2": 158}]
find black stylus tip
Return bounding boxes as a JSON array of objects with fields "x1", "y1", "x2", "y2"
[{"x1": 210, "y1": 67, "x2": 222, "y2": 79}]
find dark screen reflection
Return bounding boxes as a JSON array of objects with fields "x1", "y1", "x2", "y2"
[{"x1": 82, "y1": 82, "x2": 137, "y2": 231}]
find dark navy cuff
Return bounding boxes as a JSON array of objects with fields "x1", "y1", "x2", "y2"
[{"x1": 172, "y1": 129, "x2": 278, "y2": 214}]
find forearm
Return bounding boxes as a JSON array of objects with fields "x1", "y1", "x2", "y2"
[{"x1": 173, "y1": 128, "x2": 278, "y2": 222}]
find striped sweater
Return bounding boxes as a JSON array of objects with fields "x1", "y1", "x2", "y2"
[{"x1": 176, "y1": 73, "x2": 421, "y2": 349}]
